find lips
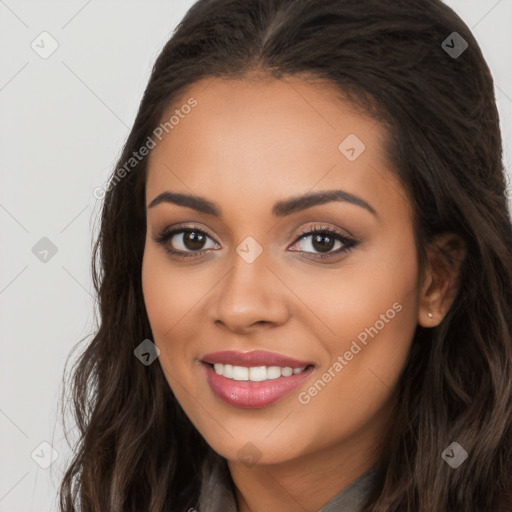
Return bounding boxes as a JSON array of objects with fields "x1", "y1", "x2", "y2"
[
  {"x1": 201, "y1": 350, "x2": 314, "y2": 368},
  {"x1": 200, "y1": 350, "x2": 316, "y2": 408}
]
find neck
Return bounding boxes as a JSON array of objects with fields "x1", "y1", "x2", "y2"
[{"x1": 227, "y1": 424, "x2": 385, "y2": 512}]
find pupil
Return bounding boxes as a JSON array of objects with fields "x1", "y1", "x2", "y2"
[
  {"x1": 313, "y1": 234, "x2": 334, "y2": 253},
  {"x1": 184, "y1": 231, "x2": 205, "y2": 250}
]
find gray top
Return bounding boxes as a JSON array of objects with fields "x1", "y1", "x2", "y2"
[{"x1": 197, "y1": 450, "x2": 380, "y2": 512}]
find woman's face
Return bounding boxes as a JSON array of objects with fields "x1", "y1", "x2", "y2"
[{"x1": 142, "y1": 76, "x2": 421, "y2": 466}]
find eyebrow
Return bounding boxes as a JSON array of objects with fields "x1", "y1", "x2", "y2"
[{"x1": 148, "y1": 189, "x2": 377, "y2": 217}]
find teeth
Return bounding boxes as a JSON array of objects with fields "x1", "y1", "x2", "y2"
[
  {"x1": 232, "y1": 366, "x2": 249, "y2": 381},
  {"x1": 223, "y1": 364, "x2": 233, "y2": 378},
  {"x1": 249, "y1": 366, "x2": 267, "y2": 381},
  {"x1": 281, "y1": 367, "x2": 293, "y2": 377},
  {"x1": 211, "y1": 363, "x2": 307, "y2": 381},
  {"x1": 267, "y1": 366, "x2": 282, "y2": 379}
]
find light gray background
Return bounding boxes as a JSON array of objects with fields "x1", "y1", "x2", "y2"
[{"x1": 1, "y1": 1, "x2": 511, "y2": 511}]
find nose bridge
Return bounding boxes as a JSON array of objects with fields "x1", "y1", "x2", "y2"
[{"x1": 211, "y1": 239, "x2": 289, "y2": 331}]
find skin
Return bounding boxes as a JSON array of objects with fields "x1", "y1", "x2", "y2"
[{"x1": 141, "y1": 75, "x2": 464, "y2": 512}]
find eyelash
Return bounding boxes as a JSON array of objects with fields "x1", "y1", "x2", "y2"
[{"x1": 153, "y1": 223, "x2": 358, "y2": 261}]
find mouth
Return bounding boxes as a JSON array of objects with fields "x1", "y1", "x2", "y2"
[
  {"x1": 204, "y1": 362, "x2": 314, "y2": 381},
  {"x1": 200, "y1": 350, "x2": 316, "y2": 408}
]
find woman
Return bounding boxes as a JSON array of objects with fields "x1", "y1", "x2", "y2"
[{"x1": 59, "y1": 0, "x2": 512, "y2": 510}]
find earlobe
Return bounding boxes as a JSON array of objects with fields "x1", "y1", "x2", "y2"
[
  {"x1": 417, "y1": 233, "x2": 466, "y2": 328},
  {"x1": 418, "y1": 307, "x2": 437, "y2": 327},
  {"x1": 417, "y1": 267, "x2": 438, "y2": 327}
]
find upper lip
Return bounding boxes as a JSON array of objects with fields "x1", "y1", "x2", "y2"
[{"x1": 201, "y1": 350, "x2": 314, "y2": 369}]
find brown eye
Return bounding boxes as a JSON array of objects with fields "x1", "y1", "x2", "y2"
[
  {"x1": 310, "y1": 233, "x2": 336, "y2": 253},
  {"x1": 289, "y1": 226, "x2": 358, "y2": 260},
  {"x1": 154, "y1": 226, "x2": 219, "y2": 258},
  {"x1": 181, "y1": 231, "x2": 207, "y2": 250}
]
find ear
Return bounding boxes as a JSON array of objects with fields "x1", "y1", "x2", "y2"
[{"x1": 418, "y1": 232, "x2": 466, "y2": 327}]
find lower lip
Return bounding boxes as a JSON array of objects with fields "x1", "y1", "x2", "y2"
[{"x1": 202, "y1": 363, "x2": 314, "y2": 408}]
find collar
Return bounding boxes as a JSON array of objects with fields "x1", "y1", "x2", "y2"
[{"x1": 197, "y1": 450, "x2": 380, "y2": 512}]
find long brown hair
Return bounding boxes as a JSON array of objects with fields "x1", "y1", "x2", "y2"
[{"x1": 59, "y1": 0, "x2": 512, "y2": 510}]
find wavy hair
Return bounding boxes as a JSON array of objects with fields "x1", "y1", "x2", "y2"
[{"x1": 59, "y1": 0, "x2": 512, "y2": 510}]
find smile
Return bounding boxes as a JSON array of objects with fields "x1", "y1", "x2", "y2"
[
  {"x1": 201, "y1": 350, "x2": 316, "y2": 408},
  {"x1": 212, "y1": 363, "x2": 308, "y2": 381}
]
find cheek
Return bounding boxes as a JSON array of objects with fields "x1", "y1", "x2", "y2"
[
  {"x1": 141, "y1": 246, "x2": 198, "y2": 393},
  {"x1": 141, "y1": 243, "x2": 205, "y2": 340},
  {"x1": 287, "y1": 232, "x2": 419, "y2": 347},
  {"x1": 141, "y1": 242, "x2": 218, "y2": 395},
  {"x1": 303, "y1": 236, "x2": 419, "y2": 409},
  {"x1": 291, "y1": 233, "x2": 419, "y2": 401},
  {"x1": 141, "y1": 248, "x2": 173, "y2": 335}
]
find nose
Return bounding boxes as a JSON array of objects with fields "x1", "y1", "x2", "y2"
[{"x1": 209, "y1": 250, "x2": 290, "y2": 335}]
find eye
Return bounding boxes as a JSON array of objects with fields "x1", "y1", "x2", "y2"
[
  {"x1": 288, "y1": 225, "x2": 357, "y2": 260},
  {"x1": 154, "y1": 223, "x2": 358, "y2": 261},
  {"x1": 153, "y1": 224, "x2": 219, "y2": 258}
]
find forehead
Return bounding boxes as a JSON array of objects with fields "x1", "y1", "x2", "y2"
[{"x1": 145, "y1": 75, "x2": 401, "y2": 215}]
